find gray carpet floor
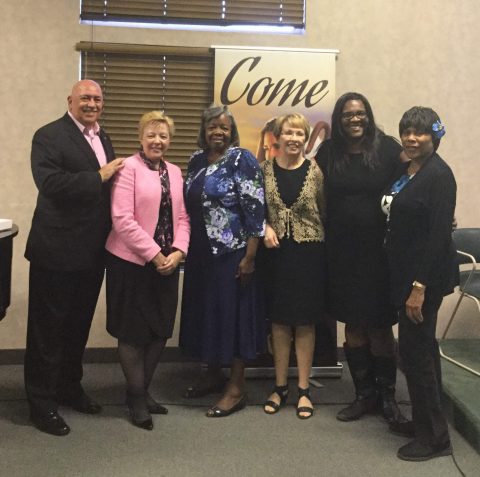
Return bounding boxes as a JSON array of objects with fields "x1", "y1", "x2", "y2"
[{"x1": 0, "y1": 362, "x2": 478, "y2": 477}]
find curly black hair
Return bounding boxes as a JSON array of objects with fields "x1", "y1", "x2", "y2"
[{"x1": 197, "y1": 104, "x2": 240, "y2": 151}]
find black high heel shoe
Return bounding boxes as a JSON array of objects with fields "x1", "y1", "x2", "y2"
[
  {"x1": 263, "y1": 385, "x2": 289, "y2": 414},
  {"x1": 296, "y1": 387, "x2": 314, "y2": 420},
  {"x1": 126, "y1": 391, "x2": 153, "y2": 430},
  {"x1": 205, "y1": 393, "x2": 247, "y2": 417},
  {"x1": 146, "y1": 392, "x2": 168, "y2": 415}
]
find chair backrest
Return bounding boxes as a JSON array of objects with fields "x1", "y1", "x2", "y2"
[{"x1": 452, "y1": 228, "x2": 480, "y2": 264}]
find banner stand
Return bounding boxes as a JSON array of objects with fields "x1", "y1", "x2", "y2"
[{"x1": 243, "y1": 364, "x2": 343, "y2": 379}]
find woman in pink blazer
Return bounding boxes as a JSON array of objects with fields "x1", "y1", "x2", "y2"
[{"x1": 105, "y1": 111, "x2": 190, "y2": 430}]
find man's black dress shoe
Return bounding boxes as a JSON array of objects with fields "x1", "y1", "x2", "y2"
[
  {"x1": 397, "y1": 439, "x2": 452, "y2": 461},
  {"x1": 30, "y1": 411, "x2": 70, "y2": 436},
  {"x1": 60, "y1": 393, "x2": 102, "y2": 414}
]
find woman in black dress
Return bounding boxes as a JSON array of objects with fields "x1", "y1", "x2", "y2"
[
  {"x1": 262, "y1": 113, "x2": 326, "y2": 419},
  {"x1": 382, "y1": 107, "x2": 456, "y2": 461},
  {"x1": 315, "y1": 93, "x2": 407, "y2": 425}
]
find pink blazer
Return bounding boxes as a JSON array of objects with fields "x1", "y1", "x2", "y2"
[{"x1": 105, "y1": 153, "x2": 190, "y2": 265}]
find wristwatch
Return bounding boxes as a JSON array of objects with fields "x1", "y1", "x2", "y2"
[{"x1": 412, "y1": 280, "x2": 426, "y2": 290}]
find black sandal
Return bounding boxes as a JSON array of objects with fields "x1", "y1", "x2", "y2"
[
  {"x1": 296, "y1": 387, "x2": 314, "y2": 420},
  {"x1": 263, "y1": 384, "x2": 289, "y2": 414}
]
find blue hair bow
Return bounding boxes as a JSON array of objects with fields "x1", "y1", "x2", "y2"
[{"x1": 432, "y1": 120, "x2": 446, "y2": 139}]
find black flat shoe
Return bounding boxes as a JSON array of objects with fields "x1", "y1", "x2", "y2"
[
  {"x1": 264, "y1": 384, "x2": 289, "y2": 414},
  {"x1": 126, "y1": 391, "x2": 153, "y2": 431},
  {"x1": 130, "y1": 414, "x2": 154, "y2": 431},
  {"x1": 130, "y1": 412, "x2": 153, "y2": 431},
  {"x1": 146, "y1": 392, "x2": 168, "y2": 415},
  {"x1": 206, "y1": 394, "x2": 247, "y2": 418},
  {"x1": 296, "y1": 387, "x2": 314, "y2": 420},
  {"x1": 389, "y1": 419, "x2": 415, "y2": 438},
  {"x1": 30, "y1": 410, "x2": 70, "y2": 436},
  {"x1": 184, "y1": 378, "x2": 226, "y2": 399},
  {"x1": 60, "y1": 392, "x2": 102, "y2": 414},
  {"x1": 397, "y1": 439, "x2": 452, "y2": 461}
]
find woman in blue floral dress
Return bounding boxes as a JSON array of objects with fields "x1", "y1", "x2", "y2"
[{"x1": 180, "y1": 105, "x2": 266, "y2": 417}]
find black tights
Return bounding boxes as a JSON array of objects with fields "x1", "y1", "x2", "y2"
[{"x1": 118, "y1": 338, "x2": 167, "y2": 393}]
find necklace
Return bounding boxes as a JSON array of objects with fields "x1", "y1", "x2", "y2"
[{"x1": 390, "y1": 174, "x2": 411, "y2": 194}]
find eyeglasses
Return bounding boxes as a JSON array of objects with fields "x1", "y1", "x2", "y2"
[
  {"x1": 341, "y1": 111, "x2": 367, "y2": 120},
  {"x1": 280, "y1": 130, "x2": 305, "y2": 138}
]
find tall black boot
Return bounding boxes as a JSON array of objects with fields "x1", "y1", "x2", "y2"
[
  {"x1": 337, "y1": 344, "x2": 378, "y2": 422},
  {"x1": 373, "y1": 355, "x2": 408, "y2": 425}
]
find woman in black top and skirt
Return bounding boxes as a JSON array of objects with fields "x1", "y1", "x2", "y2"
[
  {"x1": 262, "y1": 113, "x2": 326, "y2": 419},
  {"x1": 315, "y1": 93, "x2": 407, "y2": 426}
]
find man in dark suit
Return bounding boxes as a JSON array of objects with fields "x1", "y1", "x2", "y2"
[{"x1": 24, "y1": 80, "x2": 124, "y2": 436}]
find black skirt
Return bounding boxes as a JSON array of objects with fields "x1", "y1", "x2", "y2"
[
  {"x1": 260, "y1": 238, "x2": 326, "y2": 326},
  {"x1": 106, "y1": 252, "x2": 179, "y2": 346}
]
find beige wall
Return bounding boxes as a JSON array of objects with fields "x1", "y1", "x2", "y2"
[{"x1": 1, "y1": 0, "x2": 479, "y2": 350}]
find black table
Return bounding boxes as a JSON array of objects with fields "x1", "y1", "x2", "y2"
[{"x1": 0, "y1": 224, "x2": 18, "y2": 320}]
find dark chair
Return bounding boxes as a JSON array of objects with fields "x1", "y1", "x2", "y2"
[{"x1": 439, "y1": 228, "x2": 480, "y2": 377}]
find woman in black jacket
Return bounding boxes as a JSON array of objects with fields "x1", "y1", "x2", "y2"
[{"x1": 382, "y1": 106, "x2": 457, "y2": 461}]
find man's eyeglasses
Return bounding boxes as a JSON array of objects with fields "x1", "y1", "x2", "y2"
[{"x1": 341, "y1": 111, "x2": 367, "y2": 120}]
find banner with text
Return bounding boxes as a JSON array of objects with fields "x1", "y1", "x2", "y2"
[
  {"x1": 214, "y1": 47, "x2": 337, "y2": 160},
  {"x1": 215, "y1": 47, "x2": 339, "y2": 368}
]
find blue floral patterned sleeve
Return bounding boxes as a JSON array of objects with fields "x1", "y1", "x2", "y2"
[
  {"x1": 185, "y1": 147, "x2": 265, "y2": 256},
  {"x1": 232, "y1": 148, "x2": 265, "y2": 238}
]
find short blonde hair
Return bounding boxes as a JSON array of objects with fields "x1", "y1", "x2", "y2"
[
  {"x1": 138, "y1": 111, "x2": 175, "y2": 140},
  {"x1": 273, "y1": 113, "x2": 310, "y2": 141}
]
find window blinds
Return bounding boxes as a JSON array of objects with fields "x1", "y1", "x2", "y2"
[
  {"x1": 80, "y1": 0, "x2": 305, "y2": 28},
  {"x1": 78, "y1": 42, "x2": 214, "y2": 172}
]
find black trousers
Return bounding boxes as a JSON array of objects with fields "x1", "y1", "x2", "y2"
[
  {"x1": 398, "y1": 290, "x2": 450, "y2": 446},
  {"x1": 24, "y1": 263, "x2": 104, "y2": 416}
]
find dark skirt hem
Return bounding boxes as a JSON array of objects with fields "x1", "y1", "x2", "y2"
[{"x1": 106, "y1": 252, "x2": 179, "y2": 347}]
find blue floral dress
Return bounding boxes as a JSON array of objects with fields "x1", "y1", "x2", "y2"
[{"x1": 179, "y1": 147, "x2": 266, "y2": 365}]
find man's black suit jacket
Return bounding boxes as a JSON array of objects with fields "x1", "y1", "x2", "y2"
[{"x1": 25, "y1": 113, "x2": 116, "y2": 271}]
